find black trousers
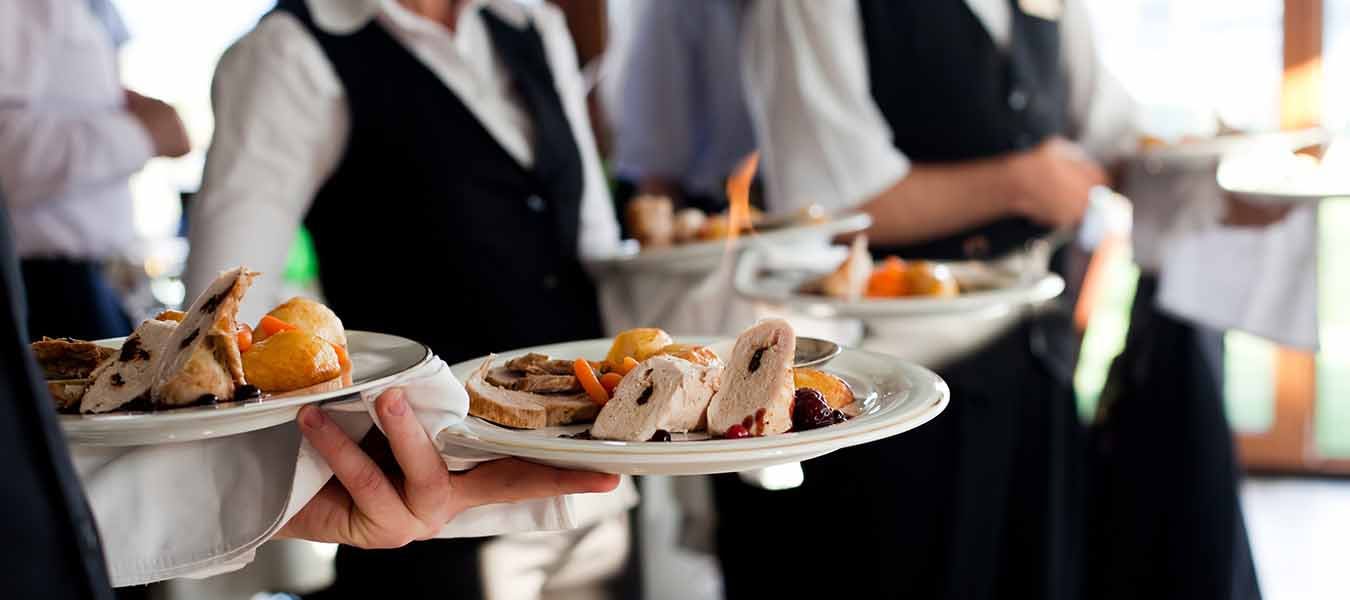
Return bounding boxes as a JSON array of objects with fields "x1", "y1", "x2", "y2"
[
  {"x1": 1085, "y1": 276, "x2": 1261, "y2": 600},
  {"x1": 715, "y1": 309, "x2": 1083, "y2": 600},
  {"x1": 20, "y1": 258, "x2": 131, "y2": 341}
]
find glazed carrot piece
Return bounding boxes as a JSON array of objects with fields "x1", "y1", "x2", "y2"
[
  {"x1": 865, "y1": 256, "x2": 909, "y2": 298},
  {"x1": 574, "y1": 358, "x2": 609, "y2": 405},
  {"x1": 599, "y1": 372, "x2": 624, "y2": 394},
  {"x1": 257, "y1": 315, "x2": 298, "y2": 338},
  {"x1": 236, "y1": 324, "x2": 254, "y2": 353},
  {"x1": 332, "y1": 343, "x2": 351, "y2": 371},
  {"x1": 616, "y1": 356, "x2": 640, "y2": 376}
]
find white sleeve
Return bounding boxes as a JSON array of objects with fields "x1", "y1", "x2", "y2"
[
  {"x1": 534, "y1": 3, "x2": 622, "y2": 258},
  {"x1": 0, "y1": 0, "x2": 154, "y2": 209},
  {"x1": 740, "y1": 0, "x2": 910, "y2": 214},
  {"x1": 185, "y1": 13, "x2": 348, "y2": 323},
  {"x1": 1061, "y1": 0, "x2": 1139, "y2": 162}
]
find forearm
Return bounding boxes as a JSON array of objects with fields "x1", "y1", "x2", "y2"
[
  {"x1": 0, "y1": 109, "x2": 153, "y2": 208},
  {"x1": 860, "y1": 158, "x2": 1017, "y2": 246}
]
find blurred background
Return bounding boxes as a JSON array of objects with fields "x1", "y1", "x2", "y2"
[{"x1": 70, "y1": 0, "x2": 1350, "y2": 598}]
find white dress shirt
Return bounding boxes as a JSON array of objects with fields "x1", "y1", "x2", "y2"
[
  {"x1": 187, "y1": 0, "x2": 621, "y2": 320},
  {"x1": 611, "y1": 0, "x2": 755, "y2": 199},
  {"x1": 0, "y1": 0, "x2": 153, "y2": 258},
  {"x1": 741, "y1": 0, "x2": 1140, "y2": 214}
]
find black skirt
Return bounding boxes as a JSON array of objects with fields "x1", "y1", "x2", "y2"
[
  {"x1": 1085, "y1": 275, "x2": 1261, "y2": 600},
  {"x1": 714, "y1": 307, "x2": 1084, "y2": 600}
]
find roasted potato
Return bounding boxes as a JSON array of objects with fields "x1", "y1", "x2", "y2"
[
  {"x1": 154, "y1": 309, "x2": 186, "y2": 323},
  {"x1": 257, "y1": 297, "x2": 347, "y2": 347},
  {"x1": 657, "y1": 343, "x2": 722, "y2": 368},
  {"x1": 793, "y1": 368, "x2": 854, "y2": 410},
  {"x1": 605, "y1": 328, "x2": 674, "y2": 369},
  {"x1": 906, "y1": 261, "x2": 959, "y2": 297},
  {"x1": 242, "y1": 330, "x2": 341, "y2": 393}
]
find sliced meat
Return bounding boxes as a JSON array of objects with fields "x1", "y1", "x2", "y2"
[
  {"x1": 706, "y1": 319, "x2": 797, "y2": 436},
  {"x1": 81, "y1": 319, "x2": 177, "y2": 414},
  {"x1": 485, "y1": 367, "x2": 581, "y2": 393},
  {"x1": 30, "y1": 338, "x2": 114, "y2": 380},
  {"x1": 466, "y1": 357, "x2": 598, "y2": 429},
  {"x1": 155, "y1": 267, "x2": 256, "y2": 406},
  {"x1": 504, "y1": 353, "x2": 575, "y2": 375},
  {"x1": 591, "y1": 355, "x2": 721, "y2": 442}
]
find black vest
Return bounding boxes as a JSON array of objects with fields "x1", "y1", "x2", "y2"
[
  {"x1": 276, "y1": 2, "x2": 603, "y2": 363},
  {"x1": 0, "y1": 203, "x2": 113, "y2": 599},
  {"x1": 858, "y1": 0, "x2": 1068, "y2": 260}
]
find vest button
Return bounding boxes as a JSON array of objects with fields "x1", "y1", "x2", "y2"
[
  {"x1": 542, "y1": 274, "x2": 558, "y2": 289},
  {"x1": 527, "y1": 195, "x2": 546, "y2": 213},
  {"x1": 1008, "y1": 89, "x2": 1029, "y2": 112}
]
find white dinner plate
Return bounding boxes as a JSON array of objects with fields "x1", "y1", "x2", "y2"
[
  {"x1": 732, "y1": 247, "x2": 1065, "y2": 319},
  {"x1": 60, "y1": 331, "x2": 432, "y2": 446},
  {"x1": 441, "y1": 337, "x2": 949, "y2": 475},
  {"x1": 1131, "y1": 128, "x2": 1328, "y2": 172},
  {"x1": 583, "y1": 211, "x2": 872, "y2": 274}
]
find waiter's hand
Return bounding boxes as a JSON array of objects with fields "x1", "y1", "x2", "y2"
[
  {"x1": 1006, "y1": 136, "x2": 1108, "y2": 228},
  {"x1": 277, "y1": 389, "x2": 619, "y2": 548},
  {"x1": 125, "y1": 90, "x2": 191, "y2": 158}
]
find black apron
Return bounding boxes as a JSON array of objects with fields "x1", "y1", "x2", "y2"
[
  {"x1": 714, "y1": 2, "x2": 1083, "y2": 598},
  {"x1": 1087, "y1": 276, "x2": 1262, "y2": 600},
  {"x1": 273, "y1": 3, "x2": 605, "y2": 598},
  {"x1": 0, "y1": 203, "x2": 115, "y2": 598}
]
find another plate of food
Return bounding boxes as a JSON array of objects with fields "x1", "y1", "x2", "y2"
[
  {"x1": 44, "y1": 267, "x2": 431, "y2": 446},
  {"x1": 584, "y1": 196, "x2": 872, "y2": 273},
  {"x1": 441, "y1": 320, "x2": 948, "y2": 475},
  {"x1": 1132, "y1": 128, "x2": 1328, "y2": 173},
  {"x1": 732, "y1": 237, "x2": 1065, "y2": 319},
  {"x1": 1217, "y1": 142, "x2": 1350, "y2": 204}
]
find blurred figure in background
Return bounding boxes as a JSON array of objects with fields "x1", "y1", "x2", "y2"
[
  {"x1": 0, "y1": 0, "x2": 190, "y2": 341},
  {"x1": 187, "y1": 0, "x2": 636, "y2": 598},
  {"x1": 718, "y1": 1, "x2": 1125, "y2": 599},
  {"x1": 610, "y1": 0, "x2": 755, "y2": 216}
]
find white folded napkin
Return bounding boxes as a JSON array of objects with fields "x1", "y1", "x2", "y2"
[
  {"x1": 71, "y1": 357, "x2": 638, "y2": 587},
  {"x1": 1158, "y1": 204, "x2": 1319, "y2": 350}
]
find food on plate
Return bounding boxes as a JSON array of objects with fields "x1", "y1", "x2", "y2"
[
  {"x1": 706, "y1": 318, "x2": 797, "y2": 437},
  {"x1": 466, "y1": 322, "x2": 853, "y2": 441},
  {"x1": 626, "y1": 194, "x2": 675, "y2": 248},
  {"x1": 591, "y1": 355, "x2": 721, "y2": 442},
  {"x1": 256, "y1": 297, "x2": 347, "y2": 348},
  {"x1": 904, "y1": 261, "x2": 959, "y2": 298},
  {"x1": 36, "y1": 267, "x2": 352, "y2": 414},
  {"x1": 465, "y1": 357, "x2": 597, "y2": 429},
  {"x1": 30, "y1": 337, "x2": 114, "y2": 380},
  {"x1": 241, "y1": 330, "x2": 342, "y2": 393},
  {"x1": 800, "y1": 235, "x2": 871, "y2": 300},
  {"x1": 626, "y1": 195, "x2": 827, "y2": 250},
  {"x1": 803, "y1": 237, "x2": 962, "y2": 299},
  {"x1": 604, "y1": 328, "x2": 674, "y2": 369},
  {"x1": 792, "y1": 368, "x2": 854, "y2": 410},
  {"x1": 656, "y1": 343, "x2": 722, "y2": 367}
]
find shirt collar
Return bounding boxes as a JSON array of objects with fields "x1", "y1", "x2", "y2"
[{"x1": 304, "y1": 0, "x2": 529, "y2": 35}]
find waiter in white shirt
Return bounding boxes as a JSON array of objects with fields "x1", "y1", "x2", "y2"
[
  {"x1": 0, "y1": 0, "x2": 190, "y2": 342},
  {"x1": 186, "y1": 1, "x2": 636, "y2": 598},
  {"x1": 716, "y1": 2, "x2": 1134, "y2": 599},
  {"x1": 611, "y1": 0, "x2": 755, "y2": 215}
]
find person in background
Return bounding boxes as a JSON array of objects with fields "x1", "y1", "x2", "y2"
[
  {"x1": 0, "y1": 0, "x2": 191, "y2": 342},
  {"x1": 728, "y1": 2, "x2": 1266, "y2": 600},
  {"x1": 718, "y1": 1, "x2": 1122, "y2": 599},
  {"x1": 187, "y1": 0, "x2": 636, "y2": 598},
  {"x1": 610, "y1": 0, "x2": 755, "y2": 216}
]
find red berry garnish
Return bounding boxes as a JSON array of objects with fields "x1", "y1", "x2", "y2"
[
  {"x1": 723, "y1": 424, "x2": 750, "y2": 439},
  {"x1": 792, "y1": 388, "x2": 835, "y2": 430}
]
